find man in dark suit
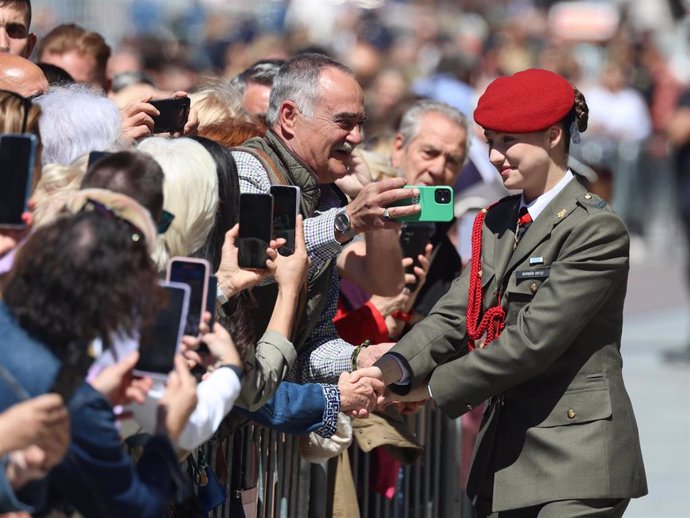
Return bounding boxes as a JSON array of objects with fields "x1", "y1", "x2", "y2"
[{"x1": 359, "y1": 69, "x2": 647, "y2": 517}]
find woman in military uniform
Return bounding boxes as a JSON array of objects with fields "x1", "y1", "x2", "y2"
[{"x1": 369, "y1": 69, "x2": 647, "y2": 518}]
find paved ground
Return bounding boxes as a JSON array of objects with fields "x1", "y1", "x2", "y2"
[{"x1": 620, "y1": 241, "x2": 690, "y2": 518}]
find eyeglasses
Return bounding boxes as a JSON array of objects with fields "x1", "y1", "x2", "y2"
[
  {"x1": 157, "y1": 209, "x2": 175, "y2": 234},
  {"x1": 0, "y1": 88, "x2": 34, "y2": 134}
]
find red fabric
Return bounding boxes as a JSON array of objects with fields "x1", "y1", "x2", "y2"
[
  {"x1": 474, "y1": 69, "x2": 575, "y2": 133},
  {"x1": 371, "y1": 447, "x2": 400, "y2": 500},
  {"x1": 334, "y1": 296, "x2": 390, "y2": 345},
  {"x1": 517, "y1": 206, "x2": 532, "y2": 225}
]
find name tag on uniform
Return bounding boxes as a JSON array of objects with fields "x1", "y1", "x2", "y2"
[{"x1": 515, "y1": 267, "x2": 550, "y2": 280}]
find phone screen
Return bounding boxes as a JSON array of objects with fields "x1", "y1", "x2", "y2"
[
  {"x1": 168, "y1": 259, "x2": 209, "y2": 336},
  {"x1": 270, "y1": 186, "x2": 299, "y2": 255},
  {"x1": 238, "y1": 193, "x2": 273, "y2": 269},
  {"x1": 0, "y1": 134, "x2": 36, "y2": 227},
  {"x1": 150, "y1": 98, "x2": 190, "y2": 133},
  {"x1": 136, "y1": 282, "x2": 189, "y2": 376},
  {"x1": 206, "y1": 275, "x2": 217, "y2": 328}
]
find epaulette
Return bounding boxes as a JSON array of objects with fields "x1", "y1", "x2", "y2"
[{"x1": 577, "y1": 192, "x2": 608, "y2": 210}]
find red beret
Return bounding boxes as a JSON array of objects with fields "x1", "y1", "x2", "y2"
[{"x1": 473, "y1": 69, "x2": 575, "y2": 133}]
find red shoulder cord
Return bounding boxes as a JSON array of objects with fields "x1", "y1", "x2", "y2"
[{"x1": 466, "y1": 208, "x2": 506, "y2": 351}]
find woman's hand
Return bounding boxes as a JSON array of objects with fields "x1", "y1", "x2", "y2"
[
  {"x1": 272, "y1": 215, "x2": 309, "y2": 294},
  {"x1": 156, "y1": 355, "x2": 198, "y2": 443},
  {"x1": 89, "y1": 351, "x2": 153, "y2": 407},
  {"x1": 182, "y1": 312, "x2": 243, "y2": 371},
  {"x1": 120, "y1": 94, "x2": 157, "y2": 141},
  {"x1": 169, "y1": 91, "x2": 198, "y2": 137},
  {"x1": 215, "y1": 223, "x2": 279, "y2": 298}
]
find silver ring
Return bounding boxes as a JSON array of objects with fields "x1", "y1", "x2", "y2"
[{"x1": 383, "y1": 208, "x2": 392, "y2": 221}]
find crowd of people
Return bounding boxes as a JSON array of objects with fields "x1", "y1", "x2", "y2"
[{"x1": 3, "y1": 0, "x2": 688, "y2": 516}]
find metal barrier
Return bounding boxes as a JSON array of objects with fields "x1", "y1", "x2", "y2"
[{"x1": 188, "y1": 404, "x2": 471, "y2": 518}]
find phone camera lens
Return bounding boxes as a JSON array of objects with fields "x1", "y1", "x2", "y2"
[{"x1": 435, "y1": 189, "x2": 451, "y2": 204}]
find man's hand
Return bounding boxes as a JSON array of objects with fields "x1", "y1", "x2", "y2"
[
  {"x1": 355, "y1": 342, "x2": 396, "y2": 369},
  {"x1": 345, "y1": 177, "x2": 420, "y2": 236},
  {"x1": 337, "y1": 371, "x2": 384, "y2": 418}
]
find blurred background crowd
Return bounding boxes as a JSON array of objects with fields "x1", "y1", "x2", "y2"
[{"x1": 30, "y1": 0, "x2": 690, "y2": 261}]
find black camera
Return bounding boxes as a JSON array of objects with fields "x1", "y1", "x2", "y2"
[{"x1": 434, "y1": 188, "x2": 452, "y2": 204}]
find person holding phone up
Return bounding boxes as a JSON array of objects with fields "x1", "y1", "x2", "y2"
[
  {"x1": 232, "y1": 53, "x2": 421, "y2": 389},
  {"x1": 358, "y1": 69, "x2": 648, "y2": 518}
]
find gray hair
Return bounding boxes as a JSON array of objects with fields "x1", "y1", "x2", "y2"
[
  {"x1": 398, "y1": 99, "x2": 471, "y2": 166},
  {"x1": 36, "y1": 83, "x2": 123, "y2": 166},
  {"x1": 231, "y1": 59, "x2": 284, "y2": 94},
  {"x1": 266, "y1": 53, "x2": 353, "y2": 126}
]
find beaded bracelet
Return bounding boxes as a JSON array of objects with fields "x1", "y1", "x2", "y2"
[{"x1": 351, "y1": 339, "x2": 371, "y2": 371}]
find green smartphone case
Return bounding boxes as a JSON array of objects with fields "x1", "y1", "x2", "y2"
[{"x1": 391, "y1": 185, "x2": 454, "y2": 222}]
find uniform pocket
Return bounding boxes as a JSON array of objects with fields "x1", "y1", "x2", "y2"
[{"x1": 531, "y1": 386, "x2": 612, "y2": 428}]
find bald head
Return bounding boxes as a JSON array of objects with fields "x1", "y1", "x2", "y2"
[{"x1": 0, "y1": 53, "x2": 48, "y2": 96}]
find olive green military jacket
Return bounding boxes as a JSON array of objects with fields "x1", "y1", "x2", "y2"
[{"x1": 388, "y1": 177, "x2": 647, "y2": 511}]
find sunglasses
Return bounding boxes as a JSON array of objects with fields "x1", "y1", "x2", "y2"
[{"x1": 157, "y1": 209, "x2": 175, "y2": 234}]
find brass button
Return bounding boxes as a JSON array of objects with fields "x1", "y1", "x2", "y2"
[
  {"x1": 529, "y1": 281, "x2": 539, "y2": 294},
  {"x1": 584, "y1": 193, "x2": 592, "y2": 199},
  {"x1": 567, "y1": 408, "x2": 576, "y2": 419}
]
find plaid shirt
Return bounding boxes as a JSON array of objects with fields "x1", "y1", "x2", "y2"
[{"x1": 233, "y1": 150, "x2": 354, "y2": 385}]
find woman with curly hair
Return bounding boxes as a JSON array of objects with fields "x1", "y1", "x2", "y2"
[{"x1": 0, "y1": 190, "x2": 198, "y2": 517}]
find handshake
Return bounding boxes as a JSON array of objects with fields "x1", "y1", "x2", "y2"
[{"x1": 337, "y1": 342, "x2": 430, "y2": 418}]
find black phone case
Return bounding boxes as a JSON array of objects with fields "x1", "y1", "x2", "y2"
[
  {"x1": 151, "y1": 98, "x2": 191, "y2": 133},
  {"x1": 399, "y1": 223, "x2": 434, "y2": 290},
  {"x1": 238, "y1": 194, "x2": 273, "y2": 269}
]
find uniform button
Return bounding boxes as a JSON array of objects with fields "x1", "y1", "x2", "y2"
[
  {"x1": 567, "y1": 408, "x2": 576, "y2": 419},
  {"x1": 529, "y1": 282, "x2": 539, "y2": 294},
  {"x1": 584, "y1": 193, "x2": 592, "y2": 199}
]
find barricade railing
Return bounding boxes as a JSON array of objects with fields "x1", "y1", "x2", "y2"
[{"x1": 184, "y1": 403, "x2": 470, "y2": 518}]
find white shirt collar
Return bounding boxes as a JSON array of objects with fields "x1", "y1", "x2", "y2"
[{"x1": 521, "y1": 170, "x2": 574, "y2": 221}]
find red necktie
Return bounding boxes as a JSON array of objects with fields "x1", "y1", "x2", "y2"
[{"x1": 515, "y1": 206, "x2": 533, "y2": 246}]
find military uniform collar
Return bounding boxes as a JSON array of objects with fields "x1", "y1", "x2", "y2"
[{"x1": 520, "y1": 170, "x2": 574, "y2": 222}]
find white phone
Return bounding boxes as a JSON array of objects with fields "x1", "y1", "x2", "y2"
[{"x1": 166, "y1": 256, "x2": 210, "y2": 337}]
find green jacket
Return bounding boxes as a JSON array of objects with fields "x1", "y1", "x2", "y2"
[{"x1": 389, "y1": 177, "x2": 647, "y2": 511}]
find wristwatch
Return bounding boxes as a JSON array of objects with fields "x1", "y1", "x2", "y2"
[{"x1": 334, "y1": 207, "x2": 354, "y2": 241}]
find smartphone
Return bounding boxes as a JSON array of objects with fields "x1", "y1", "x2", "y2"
[
  {"x1": 270, "y1": 185, "x2": 300, "y2": 255},
  {"x1": 206, "y1": 274, "x2": 218, "y2": 330},
  {"x1": 238, "y1": 192, "x2": 273, "y2": 269},
  {"x1": 389, "y1": 185, "x2": 454, "y2": 223},
  {"x1": 399, "y1": 222, "x2": 435, "y2": 291},
  {"x1": 87, "y1": 150, "x2": 110, "y2": 170},
  {"x1": 150, "y1": 97, "x2": 191, "y2": 134},
  {"x1": 0, "y1": 134, "x2": 36, "y2": 228},
  {"x1": 135, "y1": 281, "x2": 190, "y2": 379},
  {"x1": 49, "y1": 339, "x2": 94, "y2": 402},
  {"x1": 166, "y1": 257, "x2": 210, "y2": 337}
]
